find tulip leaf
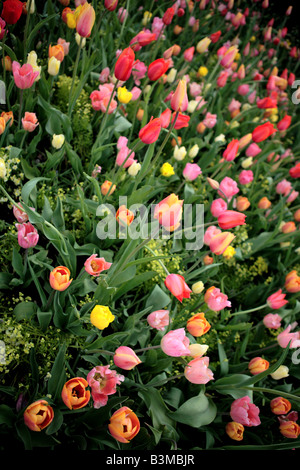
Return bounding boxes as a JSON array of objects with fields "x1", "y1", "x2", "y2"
[
  {"x1": 47, "y1": 343, "x2": 67, "y2": 401},
  {"x1": 167, "y1": 391, "x2": 217, "y2": 428}
]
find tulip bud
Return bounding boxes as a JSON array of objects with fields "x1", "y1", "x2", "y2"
[
  {"x1": 52, "y1": 134, "x2": 65, "y2": 149},
  {"x1": 270, "y1": 365, "x2": 290, "y2": 380},
  {"x1": 113, "y1": 346, "x2": 142, "y2": 370},
  {"x1": 226, "y1": 422, "x2": 244, "y2": 441},
  {"x1": 90, "y1": 305, "x2": 115, "y2": 330},
  {"x1": 48, "y1": 56, "x2": 61, "y2": 76},
  {"x1": 248, "y1": 357, "x2": 269, "y2": 375},
  {"x1": 192, "y1": 281, "x2": 204, "y2": 294}
]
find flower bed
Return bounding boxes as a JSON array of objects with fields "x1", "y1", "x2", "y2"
[{"x1": 0, "y1": 0, "x2": 300, "y2": 451}]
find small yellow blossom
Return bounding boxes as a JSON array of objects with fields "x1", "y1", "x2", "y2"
[
  {"x1": 160, "y1": 162, "x2": 175, "y2": 177},
  {"x1": 223, "y1": 246, "x2": 236, "y2": 259}
]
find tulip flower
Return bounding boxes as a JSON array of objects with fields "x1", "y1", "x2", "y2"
[
  {"x1": 1, "y1": 0, "x2": 23, "y2": 24},
  {"x1": 226, "y1": 422, "x2": 244, "y2": 441},
  {"x1": 101, "y1": 180, "x2": 116, "y2": 196},
  {"x1": 161, "y1": 328, "x2": 191, "y2": 357},
  {"x1": 162, "y1": 7, "x2": 174, "y2": 25},
  {"x1": 75, "y1": 2, "x2": 95, "y2": 37},
  {"x1": 205, "y1": 286, "x2": 231, "y2": 311},
  {"x1": 21, "y1": 112, "x2": 39, "y2": 132},
  {"x1": 279, "y1": 421, "x2": 300, "y2": 439},
  {"x1": 139, "y1": 116, "x2": 161, "y2": 144},
  {"x1": 223, "y1": 139, "x2": 239, "y2": 161},
  {"x1": 277, "y1": 323, "x2": 300, "y2": 349},
  {"x1": 104, "y1": 0, "x2": 118, "y2": 11},
  {"x1": 285, "y1": 271, "x2": 300, "y2": 293},
  {"x1": 171, "y1": 112, "x2": 190, "y2": 129},
  {"x1": 87, "y1": 365, "x2": 124, "y2": 409},
  {"x1": 13, "y1": 204, "x2": 29, "y2": 223},
  {"x1": 220, "y1": 46, "x2": 238, "y2": 68},
  {"x1": 270, "y1": 397, "x2": 291, "y2": 415},
  {"x1": 114, "y1": 47, "x2": 135, "y2": 81},
  {"x1": 84, "y1": 254, "x2": 112, "y2": 276},
  {"x1": 147, "y1": 58, "x2": 169, "y2": 81},
  {"x1": 270, "y1": 365, "x2": 289, "y2": 380},
  {"x1": 230, "y1": 396, "x2": 261, "y2": 427},
  {"x1": 289, "y1": 163, "x2": 300, "y2": 179},
  {"x1": 277, "y1": 115, "x2": 292, "y2": 131},
  {"x1": 113, "y1": 346, "x2": 142, "y2": 370},
  {"x1": 12, "y1": 61, "x2": 39, "y2": 89},
  {"x1": 267, "y1": 289, "x2": 288, "y2": 309},
  {"x1": 184, "y1": 356, "x2": 214, "y2": 384},
  {"x1": 61, "y1": 377, "x2": 90, "y2": 410},
  {"x1": 24, "y1": 400, "x2": 54, "y2": 432},
  {"x1": 183, "y1": 163, "x2": 202, "y2": 181},
  {"x1": 48, "y1": 56, "x2": 61, "y2": 76},
  {"x1": 48, "y1": 44, "x2": 65, "y2": 62},
  {"x1": 52, "y1": 134, "x2": 65, "y2": 149},
  {"x1": 154, "y1": 193, "x2": 183, "y2": 232},
  {"x1": 248, "y1": 357, "x2": 269, "y2": 375},
  {"x1": 263, "y1": 313, "x2": 282, "y2": 329},
  {"x1": 16, "y1": 222, "x2": 39, "y2": 249},
  {"x1": 210, "y1": 232, "x2": 235, "y2": 256},
  {"x1": 164, "y1": 273, "x2": 192, "y2": 302},
  {"x1": 218, "y1": 210, "x2": 246, "y2": 230},
  {"x1": 171, "y1": 80, "x2": 188, "y2": 112},
  {"x1": 90, "y1": 305, "x2": 115, "y2": 330},
  {"x1": 49, "y1": 266, "x2": 73, "y2": 291},
  {"x1": 116, "y1": 205, "x2": 134, "y2": 226},
  {"x1": 108, "y1": 407, "x2": 140, "y2": 443},
  {"x1": 147, "y1": 310, "x2": 169, "y2": 331},
  {"x1": 252, "y1": 122, "x2": 277, "y2": 142},
  {"x1": 186, "y1": 313, "x2": 211, "y2": 337}
]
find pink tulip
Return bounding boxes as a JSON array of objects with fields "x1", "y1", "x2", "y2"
[
  {"x1": 263, "y1": 313, "x2": 282, "y2": 329},
  {"x1": 204, "y1": 226, "x2": 222, "y2": 246},
  {"x1": 183, "y1": 163, "x2": 202, "y2": 181},
  {"x1": 160, "y1": 328, "x2": 191, "y2": 357},
  {"x1": 183, "y1": 46, "x2": 194, "y2": 62},
  {"x1": 210, "y1": 198, "x2": 228, "y2": 217},
  {"x1": 277, "y1": 323, "x2": 300, "y2": 349},
  {"x1": 21, "y1": 112, "x2": 39, "y2": 132},
  {"x1": 267, "y1": 289, "x2": 288, "y2": 309},
  {"x1": 99, "y1": 67, "x2": 110, "y2": 83},
  {"x1": 218, "y1": 176, "x2": 239, "y2": 201},
  {"x1": 217, "y1": 70, "x2": 229, "y2": 87},
  {"x1": 84, "y1": 254, "x2": 112, "y2": 276},
  {"x1": 230, "y1": 396, "x2": 261, "y2": 427},
  {"x1": 205, "y1": 287, "x2": 231, "y2": 312},
  {"x1": 237, "y1": 84, "x2": 250, "y2": 96},
  {"x1": 239, "y1": 170, "x2": 254, "y2": 185},
  {"x1": 246, "y1": 143, "x2": 261, "y2": 157},
  {"x1": 113, "y1": 346, "x2": 142, "y2": 370},
  {"x1": 12, "y1": 61, "x2": 39, "y2": 89},
  {"x1": 57, "y1": 38, "x2": 70, "y2": 56},
  {"x1": 203, "y1": 112, "x2": 217, "y2": 129},
  {"x1": 130, "y1": 86, "x2": 141, "y2": 101},
  {"x1": 87, "y1": 365, "x2": 124, "y2": 409},
  {"x1": 184, "y1": 356, "x2": 214, "y2": 384},
  {"x1": 276, "y1": 179, "x2": 292, "y2": 197},
  {"x1": 116, "y1": 146, "x2": 136, "y2": 168},
  {"x1": 218, "y1": 210, "x2": 246, "y2": 230},
  {"x1": 147, "y1": 310, "x2": 169, "y2": 331},
  {"x1": 159, "y1": 108, "x2": 171, "y2": 129},
  {"x1": 16, "y1": 222, "x2": 39, "y2": 249},
  {"x1": 228, "y1": 98, "x2": 241, "y2": 113},
  {"x1": 189, "y1": 82, "x2": 202, "y2": 97},
  {"x1": 13, "y1": 204, "x2": 29, "y2": 223}
]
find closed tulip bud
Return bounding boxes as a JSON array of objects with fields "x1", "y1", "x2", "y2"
[
  {"x1": 173, "y1": 25, "x2": 183, "y2": 35},
  {"x1": 154, "y1": 193, "x2": 183, "y2": 232},
  {"x1": 167, "y1": 68, "x2": 177, "y2": 83},
  {"x1": 114, "y1": 47, "x2": 135, "y2": 81},
  {"x1": 188, "y1": 344, "x2": 209, "y2": 358},
  {"x1": 171, "y1": 79, "x2": 188, "y2": 112},
  {"x1": 164, "y1": 274, "x2": 192, "y2": 303},
  {"x1": 226, "y1": 422, "x2": 244, "y2": 441},
  {"x1": 136, "y1": 108, "x2": 144, "y2": 121},
  {"x1": 218, "y1": 210, "x2": 246, "y2": 229},
  {"x1": 241, "y1": 157, "x2": 253, "y2": 169},
  {"x1": 48, "y1": 56, "x2": 61, "y2": 76},
  {"x1": 188, "y1": 144, "x2": 199, "y2": 158},
  {"x1": 196, "y1": 122, "x2": 206, "y2": 133},
  {"x1": 285, "y1": 271, "x2": 300, "y2": 293},
  {"x1": 50, "y1": 266, "x2": 72, "y2": 291},
  {"x1": 104, "y1": 0, "x2": 118, "y2": 11},
  {"x1": 258, "y1": 197, "x2": 271, "y2": 210},
  {"x1": 128, "y1": 162, "x2": 141, "y2": 176},
  {"x1": 101, "y1": 180, "x2": 116, "y2": 196},
  {"x1": 113, "y1": 346, "x2": 142, "y2": 370},
  {"x1": 52, "y1": 134, "x2": 65, "y2": 149},
  {"x1": 75, "y1": 2, "x2": 95, "y2": 37},
  {"x1": 248, "y1": 357, "x2": 269, "y2": 375},
  {"x1": 203, "y1": 255, "x2": 213, "y2": 265},
  {"x1": 223, "y1": 139, "x2": 239, "y2": 162},
  {"x1": 196, "y1": 37, "x2": 211, "y2": 54},
  {"x1": 207, "y1": 177, "x2": 219, "y2": 190},
  {"x1": 75, "y1": 32, "x2": 86, "y2": 47},
  {"x1": 239, "y1": 133, "x2": 252, "y2": 150},
  {"x1": 61, "y1": 377, "x2": 90, "y2": 410},
  {"x1": 187, "y1": 312, "x2": 211, "y2": 337},
  {"x1": 267, "y1": 289, "x2": 288, "y2": 309},
  {"x1": 184, "y1": 356, "x2": 214, "y2": 384},
  {"x1": 270, "y1": 365, "x2": 289, "y2": 380},
  {"x1": 279, "y1": 421, "x2": 300, "y2": 439},
  {"x1": 0, "y1": 117, "x2": 6, "y2": 135},
  {"x1": 139, "y1": 116, "x2": 161, "y2": 144},
  {"x1": 252, "y1": 122, "x2": 277, "y2": 143},
  {"x1": 3, "y1": 55, "x2": 12, "y2": 71},
  {"x1": 148, "y1": 58, "x2": 169, "y2": 81},
  {"x1": 281, "y1": 221, "x2": 296, "y2": 234},
  {"x1": 24, "y1": 400, "x2": 54, "y2": 432},
  {"x1": 236, "y1": 196, "x2": 250, "y2": 212},
  {"x1": 192, "y1": 281, "x2": 204, "y2": 294},
  {"x1": 210, "y1": 232, "x2": 235, "y2": 256},
  {"x1": 162, "y1": 7, "x2": 174, "y2": 25},
  {"x1": 173, "y1": 145, "x2": 186, "y2": 161},
  {"x1": 109, "y1": 407, "x2": 140, "y2": 443},
  {"x1": 49, "y1": 44, "x2": 65, "y2": 62},
  {"x1": 270, "y1": 397, "x2": 291, "y2": 416}
]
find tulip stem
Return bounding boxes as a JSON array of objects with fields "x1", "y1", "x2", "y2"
[
  {"x1": 45, "y1": 290, "x2": 55, "y2": 311},
  {"x1": 231, "y1": 303, "x2": 267, "y2": 316},
  {"x1": 68, "y1": 36, "x2": 84, "y2": 117},
  {"x1": 18, "y1": 89, "x2": 24, "y2": 130},
  {"x1": 135, "y1": 345, "x2": 161, "y2": 353},
  {"x1": 23, "y1": 0, "x2": 33, "y2": 61}
]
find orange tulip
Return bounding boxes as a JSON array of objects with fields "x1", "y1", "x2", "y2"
[
  {"x1": 24, "y1": 399, "x2": 54, "y2": 432},
  {"x1": 270, "y1": 397, "x2": 292, "y2": 415},
  {"x1": 248, "y1": 357, "x2": 269, "y2": 375},
  {"x1": 285, "y1": 270, "x2": 300, "y2": 293},
  {"x1": 108, "y1": 406, "x2": 140, "y2": 443},
  {"x1": 153, "y1": 193, "x2": 183, "y2": 232},
  {"x1": 49, "y1": 44, "x2": 65, "y2": 62},
  {"x1": 61, "y1": 377, "x2": 90, "y2": 410},
  {"x1": 116, "y1": 205, "x2": 134, "y2": 226},
  {"x1": 186, "y1": 312, "x2": 211, "y2": 337},
  {"x1": 258, "y1": 197, "x2": 271, "y2": 210},
  {"x1": 225, "y1": 421, "x2": 244, "y2": 441},
  {"x1": 101, "y1": 180, "x2": 116, "y2": 196},
  {"x1": 0, "y1": 117, "x2": 6, "y2": 135},
  {"x1": 49, "y1": 266, "x2": 73, "y2": 291},
  {"x1": 1, "y1": 111, "x2": 14, "y2": 126},
  {"x1": 279, "y1": 421, "x2": 300, "y2": 439}
]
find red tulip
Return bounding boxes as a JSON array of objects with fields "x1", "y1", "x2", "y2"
[
  {"x1": 164, "y1": 274, "x2": 192, "y2": 303},
  {"x1": 147, "y1": 58, "x2": 169, "y2": 81},
  {"x1": 114, "y1": 47, "x2": 135, "y2": 81},
  {"x1": 252, "y1": 122, "x2": 277, "y2": 143},
  {"x1": 139, "y1": 116, "x2": 161, "y2": 144}
]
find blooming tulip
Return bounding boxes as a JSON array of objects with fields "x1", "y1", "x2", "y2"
[
  {"x1": 252, "y1": 122, "x2": 277, "y2": 142},
  {"x1": 184, "y1": 356, "x2": 214, "y2": 384},
  {"x1": 161, "y1": 328, "x2": 191, "y2": 357},
  {"x1": 147, "y1": 310, "x2": 169, "y2": 331},
  {"x1": 279, "y1": 421, "x2": 300, "y2": 439},
  {"x1": 230, "y1": 396, "x2": 261, "y2": 427},
  {"x1": 218, "y1": 210, "x2": 246, "y2": 230},
  {"x1": 21, "y1": 112, "x2": 39, "y2": 132},
  {"x1": 164, "y1": 274, "x2": 192, "y2": 302},
  {"x1": 210, "y1": 199, "x2": 227, "y2": 218},
  {"x1": 16, "y1": 222, "x2": 39, "y2": 249},
  {"x1": 90, "y1": 305, "x2": 115, "y2": 330},
  {"x1": 139, "y1": 116, "x2": 161, "y2": 144},
  {"x1": 12, "y1": 61, "x2": 39, "y2": 89},
  {"x1": 48, "y1": 44, "x2": 65, "y2": 63},
  {"x1": 108, "y1": 407, "x2": 140, "y2": 443},
  {"x1": 263, "y1": 313, "x2": 281, "y2": 329},
  {"x1": 49, "y1": 266, "x2": 73, "y2": 291},
  {"x1": 113, "y1": 346, "x2": 142, "y2": 370},
  {"x1": 277, "y1": 323, "x2": 300, "y2": 349},
  {"x1": 61, "y1": 377, "x2": 90, "y2": 410},
  {"x1": 87, "y1": 365, "x2": 124, "y2": 408},
  {"x1": 24, "y1": 400, "x2": 54, "y2": 432},
  {"x1": 205, "y1": 287, "x2": 231, "y2": 312},
  {"x1": 84, "y1": 254, "x2": 112, "y2": 276},
  {"x1": 154, "y1": 193, "x2": 183, "y2": 232}
]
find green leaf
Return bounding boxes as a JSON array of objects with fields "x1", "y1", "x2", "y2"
[
  {"x1": 47, "y1": 344, "x2": 67, "y2": 401},
  {"x1": 12, "y1": 248, "x2": 23, "y2": 279},
  {"x1": 217, "y1": 338, "x2": 229, "y2": 376},
  {"x1": 21, "y1": 177, "x2": 50, "y2": 205},
  {"x1": 145, "y1": 285, "x2": 171, "y2": 311},
  {"x1": 45, "y1": 408, "x2": 64, "y2": 435},
  {"x1": 138, "y1": 388, "x2": 175, "y2": 431},
  {"x1": 0, "y1": 405, "x2": 15, "y2": 427},
  {"x1": 214, "y1": 374, "x2": 253, "y2": 400},
  {"x1": 13, "y1": 301, "x2": 37, "y2": 322},
  {"x1": 37, "y1": 309, "x2": 52, "y2": 331},
  {"x1": 168, "y1": 390, "x2": 217, "y2": 428}
]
